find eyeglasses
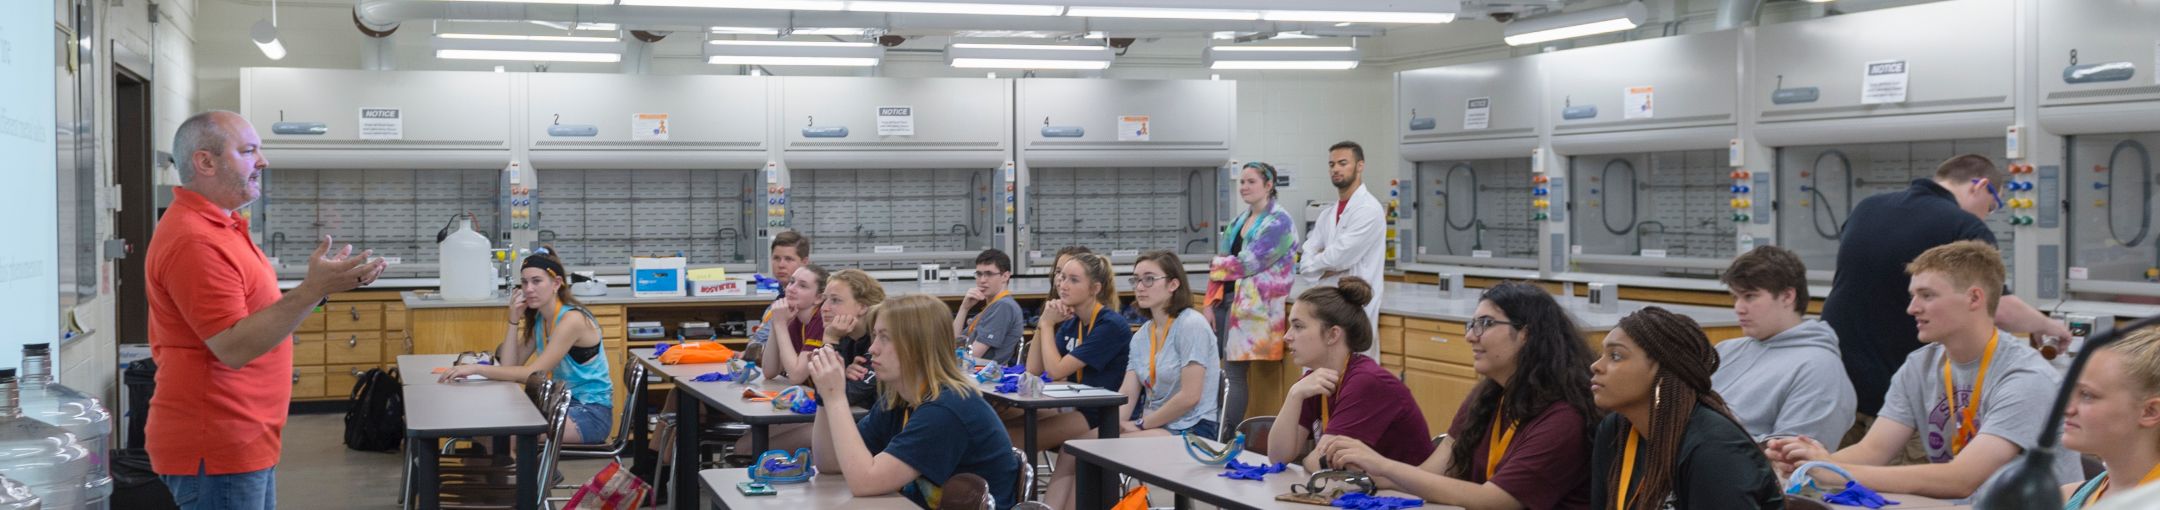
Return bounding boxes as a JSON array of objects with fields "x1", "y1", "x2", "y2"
[
  {"x1": 1128, "y1": 275, "x2": 1169, "y2": 289},
  {"x1": 1466, "y1": 316, "x2": 1518, "y2": 335},
  {"x1": 1975, "y1": 178, "x2": 2004, "y2": 212}
]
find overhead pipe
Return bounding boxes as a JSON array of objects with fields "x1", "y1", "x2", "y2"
[{"x1": 1713, "y1": 0, "x2": 1763, "y2": 30}]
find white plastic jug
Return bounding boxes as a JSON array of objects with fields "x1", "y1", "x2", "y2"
[{"x1": 439, "y1": 218, "x2": 495, "y2": 301}]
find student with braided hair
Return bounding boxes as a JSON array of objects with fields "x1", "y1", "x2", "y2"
[
  {"x1": 1268, "y1": 277, "x2": 1433, "y2": 471},
  {"x1": 1588, "y1": 307, "x2": 1783, "y2": 509},
  {"x1": 1319, "y1": 281, "x2": 1599, "y2": 509}
]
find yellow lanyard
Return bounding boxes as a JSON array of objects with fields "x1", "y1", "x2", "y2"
[
  {"x1": 2086, "y1": 462, "x2": 2160, "y2": 506},
  {"x1": 1071, "y1": 304, "x2": 1101, "y2": 384},
  {"x1": 1145, "y1": 316, "x2": 1176, "y2": 390},
  {"x1": 1487, "y1": 406, "x2": 1519, "y2": 480},
  {"x1": 967, "y1": 291, "x2": 1013, "y2": 337},
  {"x1": 1316, "y1": 359, "x2": 1348, "y2": 433},
  {"x1": 1939, "y1": 335, "x2": 1999, "y2": 455},
  {"x1": 1616, "y1": 429, "x2": 1641, "y2": 510}
]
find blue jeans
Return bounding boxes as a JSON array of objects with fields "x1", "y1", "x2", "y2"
[{"x1": 161, "y1": 461, "x2": 276, "y2": 510}]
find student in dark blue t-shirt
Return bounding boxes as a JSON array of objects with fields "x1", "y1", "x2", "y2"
[
  {"x1": 808, "y1": 294, "x2": 1020, "y2": 510},
  {"x1": 1008, "y1": 253, "x2": 1133, "y2": 452}
]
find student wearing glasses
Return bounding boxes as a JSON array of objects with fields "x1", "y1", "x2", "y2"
[
  {"x1": 1041, "y1": 251, "x2": 1220, "y2": 510},
  {"x1": 1818, "y1": 154, "x2": 2069, "y2": 449},
  {"x1": 1318, "y1": 282, "x2": 1599, "y2": 509},
  {"x1": 954, "y1": 249, "x2": 1025, "y2": 366}
]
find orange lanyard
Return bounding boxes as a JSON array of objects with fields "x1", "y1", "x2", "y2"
[
  {"x1": 2086, "y1": 462, "x2": 2160, "y2": 506},
  {"x1": 1486, "y1": 405, "x2": 1519, "y2": 479},
  {"x1": 1939, "y1": 335, "x2": 1999, "y2": 455},
  {"x1": 1615, "y1": 429, "x2": 1641, "y2": 510},
  {"x1": 1071, "y1": 304, "x2": 1101, "y2": 384},
  {"x1": 967, "y1": 291, "x2": 1013, "y2": 337},
  {"x1": 1316, "y1": 359, "x2": 1348, "y2": 433},
  {"x1": 1145, "y1": 315, "x2": 1176, "y2": 389}
]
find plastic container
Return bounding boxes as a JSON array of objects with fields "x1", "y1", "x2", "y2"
[
  {"x1": 20, "y1": 344, "x2": 111, "y2": 509},
  {"x1": 0, "y1": 474, "x2": 41, "y2": 510},
  {"x1": 0, "y1": 369, "x2": 92, "y2": 509},
  {"x1": 439, "y1": 217, "x2": 496, "y2": 301}
]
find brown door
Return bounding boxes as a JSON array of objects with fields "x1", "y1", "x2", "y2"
[{"x1": 114, "y1": 66, "x2": 153, "y2": 344}]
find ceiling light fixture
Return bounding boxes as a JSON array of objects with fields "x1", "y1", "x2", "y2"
[
  {"x1": 1261, "y1": 10, "x2": 1454, "y2": 23},
  {"x1": 1502, "y1": 1, "x2": 1648, "y2": 46},
  {"x1": 436, "y1": 50, "x2": 622, "y2": 62},
  {"x1": 619, "y1": 0, "x2": 847, "y2": 10},
  {"x1": 707, "y1": 40, "x2": 885, "y2": 67},
  {"x1": 945, "y1": 42, "x2": 1114, "y2": 69},
  {"x1": 432, "y1": 34, "x2": 625, "y2": 62},
  {"x1": 1205, "y1": 45, "x2": 1361, "y2": 70},
  {"x1": 437, "y1": 33, "x2": 623, "y2": 42},
  {"x1": 1064, "y1": 6, "x2": 1260, "y2": 21},
  {"x1": 710, "y1": 26, "x2": 786, "y2": 35},
  {"x1": 848, "y1": 1, "x2": 1064, "y2": 16},
  {"x1": 251, "y1": 0, "x2": 284, "y2": 60}
]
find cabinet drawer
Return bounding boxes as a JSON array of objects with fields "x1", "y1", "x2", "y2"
[
  {"x1": 292, "y1": 334, "x2": 326, "y2": 366},
  {"x1": 298, "y1": 310, "x2": 327, "y2": 333},
  {"x1": 595, "y1": 314, "x2": 624, "y2": 332},
  {"x1": 1404, "y1": 331, "x2": 1473, "y2": 366},
  {"x1": 1378, "y1": 326, "x2": 1405, "y2": 356},
  {"x1": 1403, "y1": 318, "x2": 1464, "y2": 335},
  {"x1": 292, "y1": 366, "x2": 326, "y2": 399},
  {"x1": 1402, "y1": 361, "x2": 1478, "y2": 433},
  {"x1": 326, "y1": 331, "x2": 385, "y2": 365},
  {"x1": 326, "y1": 364, "x2": 376, "y2": 399},
  {"x1": 383, "y1": 330, "x2": 413, "y2": 358},
  {"x1": 384, "y1": 304, "x2": 409, "y2": 331},
  {"x1": 325, "y1": 303, "x2": 384, "y2": 331},
  {"x1": 588, "y1": 305, "x2": 624, "y2": 318},
  {"x1": 1379, "y1": 315, "x2": 1403, "y2": 328}
]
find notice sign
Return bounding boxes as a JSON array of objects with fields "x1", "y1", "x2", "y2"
[
  {"x1": 358, "y1": 108, "x2": 402, "y2": 140},
  {"x1": 1463, "y1": 97, "x2": 1491, "y2": 130},
  {"x1": 632, "y1": 113, "x2": 670, "y2": 141},
  {"x1": 877, "y1": 106, "x2": 915, "y2": 136},
  {"x1": 1624, "y1": 86, "x2": 1654, "y2": 120},
  {"x1": 1118, "y1": 115, "x2": 1151, "y2": 141},
  {"x1": 1862, "y1": 59, "x2": 1909, "y2": 105}
]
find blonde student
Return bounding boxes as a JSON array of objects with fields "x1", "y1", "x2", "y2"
[
  {"x1": 1767, "y1": 241, "x2": 2083, "y2": 498},
  {"x1": 1043, "y1": 251, "x2": 1220, "y2": 510},
  {"x1": 1010, "y1": 253, "x2": 1132, "y2": 450},
  {"x1": 2060, "y1": 328, "x2": 2160, "y2": 509},
  {"x1": 1320, "y1": 281, "x2": 1598, "y2": 509},
  {"x1": 808, "y1": 294, "x2": 1020, "y2": 509}
]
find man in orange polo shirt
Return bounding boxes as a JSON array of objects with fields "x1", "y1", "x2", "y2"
[{"x1": 146, "y1": 111, "x2": 385, "y2": 509}]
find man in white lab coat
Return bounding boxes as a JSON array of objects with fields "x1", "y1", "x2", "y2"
[{"x1": 1299, "y1": 140, "x2": 1386, "y2": 358}]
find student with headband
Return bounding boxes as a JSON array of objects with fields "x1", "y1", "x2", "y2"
[
  {"x1": 807, "y1": 294, "x2": 1019, "y2": 510},
  {"x1": 1588, "y1": 307, "x2": 1782, "y2": 509},
  {"x1": 1268, "y1": 277, "x2": 1432, "y2": 471},
  {"x1": 1767, "y1": 241, "x2": 2082, "y2": 498},
  {"x1": 2062, "y1": 328, "x2": 2160, "y2": 509},
  {"x1": 1010, "y1": 252, "x2": 1132, "y2": 451},
  {"x1": 439, "y1": 247, "x2": 615, "y2": 443},
  {"x1": 1042, "y1": 251, "x2": 1220, "y2": 510},
  {"x1": 1319, "y1": 281, "x2": 1598, "y2": 509},
  {"x1": 1211, "y1": 161, "x2": 1299, "y2": 435}
]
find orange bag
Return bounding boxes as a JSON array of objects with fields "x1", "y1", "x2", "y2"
[
  {"x1": 658, "y1": 342, "x2": 736, "y2": 365},
  {"x1": 1112, "y1": 485, "x2": 1151, "y2": 510}
]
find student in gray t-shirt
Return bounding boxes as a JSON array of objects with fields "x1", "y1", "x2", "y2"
[
  {"x1": 955, "y1": 249, "x2": 1027, "y2": 366},
  {"x1": 1766, "y1": 241, "x2": 2081, "y2": 499}
]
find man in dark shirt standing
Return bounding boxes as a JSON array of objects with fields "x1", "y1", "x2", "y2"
[{"x1": 1819, "y1": 154, "x2": 2070, "y2": 445}]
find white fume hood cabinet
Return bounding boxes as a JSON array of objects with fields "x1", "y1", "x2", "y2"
[
  {"x1": 775, "y1": 77, "x2": 1014, "y2": 271},
  {"x1": 1752, "y1": 0, "x2": 2019, "y2": 283},
  {"x1": 1397, "y1": 56, "x2": 1545, "y2": 272},
  {"x1": 1014, "y1": 78, "x2": 1236, "y2": 273},
  {"x1": 2043, "y1": 1, "x2": 2160, "y2": 299},
  {"x1": 1545, "y1": 30, "x2": 1740, "y2": 277}
]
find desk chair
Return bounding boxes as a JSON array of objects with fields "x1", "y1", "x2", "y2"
[
  {"x1": 939, "y1": 472, "x2": 993, "y2": 510},
  {"x1": 560, "y1": 362, "x2": 646, "y2": 463},
  {"x1": 1235, "y1": 416, "x2": 1275, "y2": 455},
  {"x1": 1011, "y1": 447, "x2": 1033, "y2": 502},
  {"x1": 430, "y1": 385, "x2": 574, "y2": 510}
]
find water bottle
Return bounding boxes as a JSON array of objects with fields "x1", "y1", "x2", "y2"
[
  {"x1": 0, "y1": 368, "x2": 91, "y2": 509},
  {"x1": 19, "y1": 344, "x2": 109, "y2": 509}
]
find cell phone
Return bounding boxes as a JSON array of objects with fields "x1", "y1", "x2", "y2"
[{"x1": 737, "y1": 482, "x2": 779, "y2": 497}]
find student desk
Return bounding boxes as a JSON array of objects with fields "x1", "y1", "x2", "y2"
[
  {"x1": 700, "y1": 469, "x2": 921, "y2": 510},
  {"x1": 1064, "y1": 436, "x2": 1441, "y2": 510},
  {"x1": 977, "y1": 381, "x2": 1128, "y2": 485},
  {"x1": 1826, "y1": 494, "x2": 1964, "y2": 509},
  {"x1": 403, "y1": 381, "x2": 548, "y2": 510},
  {"x1": 670, "y1": 369, "x2": 867, "y2": 509},
  {"x1": 626, "y1": 347, "x2": 730, "y2": 479},
  {"x1": 396, "y1": 354, "x2": 462, "y2": 385}
]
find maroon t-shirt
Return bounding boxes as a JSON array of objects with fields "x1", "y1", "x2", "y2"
[
  {"x1": 1298, "y1": 355, "x2": 1435, "y2": 465},
  {"x1": 1445, "y1": 398, "x2": 1594, "y2": 510}
]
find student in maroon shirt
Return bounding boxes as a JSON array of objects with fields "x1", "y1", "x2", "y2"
[
  {"x1": 1268, "y1": 277, "x2": 1434, "y2": 470},
  {"x1": 1321, "y1": 282, "x2": 1600, "y2": 509}
]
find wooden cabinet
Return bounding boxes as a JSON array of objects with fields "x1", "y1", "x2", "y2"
[
  {"x1": 293, "y1": 366, "x2": 326, "y2": 400},
  {"x1": 289, "y1": 291, "x2": 407, "y2": 402},
  {"x1": 1402, "y1": 358, "x2": 1478, "y2": 434}
]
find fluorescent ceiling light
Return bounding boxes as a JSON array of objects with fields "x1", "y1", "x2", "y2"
[
  {"x1": 711, "y1": 26, "x2": 785, "y2": 35},
  {"x1": 1262, "y1": 10, "x2": 1454, "y2": 23},
  {"x1": 251, "y1": 19, "x2": 286, "y2": 60},
  {"x1": 1064, "y1": 6, "x2": 1260, "y2": 20},
  {"x1": 528, "y1": 21, "x2": 618, "y2": 31},
  {"x1": 1205, "y1": 45, "x2": 1360, "y2": 70},
  {"x1": 946, "y1": 43, "x2": 1114, "y2": 69},
  {"x1": 620, "y1": 0, "x2": 846, "y2": 9},
  {"x1": 1502, "y1": 1, "x2": 1648, "y2": 46},
  {"x1": 436, "y1": 49, "x2": 622, "y2": 62},
  {"x1": 440, "y1": 0, "x2": 613, "y2": 4},
  {"x1": 792, "y1": 27, "x2": 876, "y2": 36},
  {"x1": 707, "y1": 39, "x2": 884, "y2": 67},
  {"x1": 437, "y1": 33, "x2": 622, "y2": 42},
  {"x1": 847, "y1": 1, "x2": 1063, "y2": 16}
]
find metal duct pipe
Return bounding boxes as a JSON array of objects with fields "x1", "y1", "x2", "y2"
[{"x1": 1714, "y1": 0, "x2": 1763, "y2": 30}]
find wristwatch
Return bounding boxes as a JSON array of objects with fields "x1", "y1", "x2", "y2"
[{"x1": 1132, "y1": 419, "x2": 1146, "y2": 430}]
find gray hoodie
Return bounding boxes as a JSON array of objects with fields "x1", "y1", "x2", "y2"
[{"x1": 1711, "y1": 318, "x2": 1858, "y2": 449}]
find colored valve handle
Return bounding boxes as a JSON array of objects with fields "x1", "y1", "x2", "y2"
[
  {"x1": 1730, "y1": 185, "x2": 1751, "y2": 194},
  {"x1": 1732, "y1": 213, "x2": 1751, "y2": 222},
  {"x1": 1730, "y1": 198, "x2": 1753, "y2": 209},
  {"x1": 1532, "y1": 212, "x2": 1549, "y2": 221},
  {"x1": 1531, "y1": 199, "x2": 1550, "y2": 209}
]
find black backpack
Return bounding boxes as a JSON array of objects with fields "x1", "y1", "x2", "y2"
[{"x1": 344, "y1": 368, "x2": 406, "y2": 452}]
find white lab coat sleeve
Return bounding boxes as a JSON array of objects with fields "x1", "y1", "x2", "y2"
[{"x1": 1299, "y1": 200, "x2": 1383, "y2": 277}]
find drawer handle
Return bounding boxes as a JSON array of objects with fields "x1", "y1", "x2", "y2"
[
  {"x1": 292, "y1": 371, "x2": 302, "y2": 384},
  {"x1": 404, "y1": 333, "x2": 414, "y2": 353},
  {"x1": 349, "y1": 306, "x2": 361, "y2": 321},
  {"x1": 1430, "y1": 336, "x2": 1447, "y2": 343},
  {"x1": 348, "y1": 335, "x2": 359, "y2": 348},
  {"x1": 351, "y1": 368, "x2": 365, "y2": 377}
]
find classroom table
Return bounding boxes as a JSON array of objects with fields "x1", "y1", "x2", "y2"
[
  {"x1": 977, "y1": 380, "x2": 1129, "y2": 487},
  {"x1": 403, "y1": 381, "x2": 548, "y2": 510},
  {"x1": 700, "y1": 469, "x2": 921, "y2": 510},
  {"x1": 670, "y1": 368, "x2": 868, "y2": 509},
  {"x1": 395, "y1": 354, "x2": 457, "y2": 385},
  {"x1": 1824, "y1": 494, "x2": 1965, "y2": 509},
  {"x1": 1064, "y1": 435, "x2": 1442, "y2": 510},
  {"x1": 625, "y1": 348, "x2": 731, "y2": 480}
]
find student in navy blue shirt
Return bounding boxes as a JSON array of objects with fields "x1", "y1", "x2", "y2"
[
  {"x1": 809, "y1": 294, "x2": 1019, "y2": 510},
  {"x1": 1010, "y1": 252, "x2": 1132, "y2": 451}
]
